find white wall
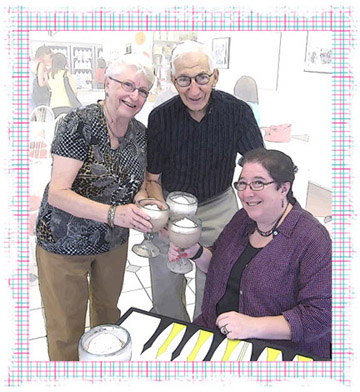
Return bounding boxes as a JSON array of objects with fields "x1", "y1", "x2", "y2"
[{"x1": 198, "y1": 31, "x2": 332, "y2": 190}]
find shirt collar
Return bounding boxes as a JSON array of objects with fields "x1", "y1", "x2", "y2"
[
  {"x1": 176, "y1": 89, "x2": 215, "y2": 121},
  {"x1": 277, "y1": 200, "x2": 303, "y2": 238}
]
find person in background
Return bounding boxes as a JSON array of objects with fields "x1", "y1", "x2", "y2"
[
  {"x1": 35, "y1": 53, "x2": 155, "y2": 361},
  {"x1": 30, "y1": 45, "x2": 52, "y2": 110},
  {"x1": 146, "y1": 40, "x2": 264, "y2": 322},
  {"x1": 94, "y1": 58, "x2": 107, "y2": 89},
  {"x1": 47, "y1": 52, "x2": 79, "y2": 118},
  {"x1": 169, "y1": 148, "x2": 332, "y2": 359}
]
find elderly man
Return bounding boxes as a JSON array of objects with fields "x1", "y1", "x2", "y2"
[{"x1": 146, "y1": 40, "x2": 264, "y2": 322}]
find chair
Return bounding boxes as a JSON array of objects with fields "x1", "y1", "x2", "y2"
[
  {"x1": 29, "y1": 105, "x2": 55, "y2": 162},
  {"x1": 29, "y1": 107, "x2": 55, "y2": 283},
  {"x1": 30, "y1": 105, "x2": 55, "y2": 123},
  {"x1": 53, "y1": 112, "x2": 67, "y2": 139},
  {"x1": 29, "y1": 137, "x2": 49, "y2": 162},
  {"x1": 234, "y1": 75, "x2": 260, "y2": 125},
  {"x1": 234, "y1": 75, "x2": 259, "y2": 104}
]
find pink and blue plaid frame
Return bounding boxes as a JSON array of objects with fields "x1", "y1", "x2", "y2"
[{"x1": 3, "y1": 4, "x2": 356, "y2": 388}]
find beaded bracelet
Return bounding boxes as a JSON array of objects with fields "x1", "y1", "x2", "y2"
[
  {"x1": 107, "y1": 205, "x2": 117, "y2": 228},
  {"x1": 190, "y1": 244, "x2": 204, "y2": 261}
]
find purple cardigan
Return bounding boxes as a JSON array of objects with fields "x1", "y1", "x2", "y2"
[{"x1": 195, "y1": 202, "x2": 332, "y2": 359}]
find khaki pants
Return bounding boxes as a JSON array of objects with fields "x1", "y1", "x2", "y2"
[
  {"x1": 149, "y1": 187, "x2": 238, "y2": 322},
  {"x1": 36, "y1": 243, "x2": 128, "y2": 361}
]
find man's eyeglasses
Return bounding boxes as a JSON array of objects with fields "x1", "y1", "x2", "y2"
[
  {"x1": 174, "y1": 72, "x2": 214, "y2": 87},
  {"x1": 108, "y1": 76, "x2": 149, "y2": 98},
  {"x1": 234, "y1": 180, "x2": 275, "y2": 191}
]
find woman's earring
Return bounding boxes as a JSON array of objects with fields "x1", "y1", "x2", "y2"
[{"x1": 281, "y1": 199, "x2": 284, "y2": 208}]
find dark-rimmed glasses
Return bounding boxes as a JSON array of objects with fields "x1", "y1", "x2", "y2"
[
  {"x1": 174, "y1": 72, "x2": 214, "y2": 87},
  {"x1": 234, "y1": 180, "x2": 275, "y2": 191},
  {"x1": 108, "y1": 76, "x2": 149, "y2": 98}
]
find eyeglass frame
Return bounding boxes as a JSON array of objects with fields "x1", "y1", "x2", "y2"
[
  {"x1": 174, "y1": 72, "x2": 214, "y2": 87},
  {"x1": 234, "y1": 180, "x2": 276, "y2": 191},
  {"x1": 108, "y1": 76, "x2": 150, "y2": 98}
]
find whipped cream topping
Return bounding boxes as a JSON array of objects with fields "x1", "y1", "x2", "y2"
[
  {"x1": 172, "y1": 195, "x2": 193, "y2": 204},
  {"x1": 87, "y1": 332, "x2": 124, "y2": 355},
  {"x1": 146, "y1": 204, "x2": 162, "y2": 211},
  {"x1": 176, "y1": 217, "x2": 197, "y2": 228}
]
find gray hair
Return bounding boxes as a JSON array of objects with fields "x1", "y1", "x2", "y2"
[
  {"x1": 105, "y1": 53, "x2": 155, "y2": 88},
  {"x1": 170, "y1": 40, "x2": 215, "y2": 75}
]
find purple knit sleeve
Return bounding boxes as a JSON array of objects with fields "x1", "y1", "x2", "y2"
[{"x1": 282, "y1": 227, "x2": 332, "y2": 343}]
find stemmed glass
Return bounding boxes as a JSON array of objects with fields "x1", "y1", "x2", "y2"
[
  {"x1": 166, "y1": 191, "x2": 198, "y2": 218},
  {"x1": 167, "y1": 216, "x2": 202, "y2": 274},
  {"x1": 132, "y1": 198, "x2": 170, "y2": 258},
  {"x1": 166, "y1": 191, "x2": 199, "y2": 273}
]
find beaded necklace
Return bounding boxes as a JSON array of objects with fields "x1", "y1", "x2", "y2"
[
  {"x1": 102, "y1": 101, "x2": 126, "y2": 142},
  {"x1": 256, "y1": 203, "x2": 289, "y2": 237}
]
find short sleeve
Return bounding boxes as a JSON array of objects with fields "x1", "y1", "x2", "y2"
[
  {"x1": 51, "y1": 111, "x2": 89, "y2": 161},
  {"x1": 146, "y1": 108, "x2": 164, "y2": 175},
  {"x1": 236, "y1": 101, "x2": 264, "y2": 155}
]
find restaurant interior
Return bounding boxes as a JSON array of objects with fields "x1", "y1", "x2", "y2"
[{"x1": 29, "y1": 30, "x2": 332, "y2": 360}]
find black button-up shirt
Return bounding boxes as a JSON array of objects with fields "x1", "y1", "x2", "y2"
[{"x1": 147, "y1": 90, "x2": 264, "y2": 203}]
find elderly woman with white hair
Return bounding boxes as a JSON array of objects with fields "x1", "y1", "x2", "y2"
[{"x1": 35, "y1": 53, "x2": 155, "y2": 361}]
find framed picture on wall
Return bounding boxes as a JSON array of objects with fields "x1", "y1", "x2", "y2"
[
  {"x1": 125, "y1": 43, "x2": 132, "y2": 54},
  {"x1": 212, "y1": 37, "x2": 230, "y2": 69},
  {"x1": 304, "y1": 31, "x2": 332, "y2": 73}
]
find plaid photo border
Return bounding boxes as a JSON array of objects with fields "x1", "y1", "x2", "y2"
[{"x1": 2, "y1": 4, "x2": 356, "y2": 388}]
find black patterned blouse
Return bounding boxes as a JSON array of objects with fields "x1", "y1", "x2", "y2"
[{"x1": 35, "y1": 103, "x2": 147, "y2": 255}]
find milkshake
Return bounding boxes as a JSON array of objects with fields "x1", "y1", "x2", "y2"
[
  {"x1": 132, "y1": 198, "x2": 169, "y2": 258},
  {"x1": 168, "y1": 217, "x2": 202, "y2": 250},
  {"x1": 78, "y1": 324, "x2": 132, "y2": 361},
  {"x1": 138, "y1": 199, "x2": 170, "y2": 233},
  {"x1": 167, "y1": 216, "x2": 202, "y2": 274},
  {"x1": 166, "y1": 191, "x2": 198, "y2": 217}
]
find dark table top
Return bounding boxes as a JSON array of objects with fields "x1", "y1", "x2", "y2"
[{"x1": 117, "y1": 307, "x2": 329, "y2": 361}]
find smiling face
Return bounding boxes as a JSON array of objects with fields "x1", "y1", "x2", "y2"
[
  {"x1": 105, "y1": 64, "x2": 150, "y2": 120},
  {"x1": 171, "y1": 51, "x2": 218, "y2": 121},
  {"x1": 238, "y1": 162, "x2": 290, "y2": 227}
]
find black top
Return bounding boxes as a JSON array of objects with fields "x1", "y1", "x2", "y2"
[
  {"x1": 147, "y1": 90, "x2": 264, "y2": 203},
  {"x1": 216, "y1": 242, "x2": 262, "y2": 316},
  {"x1": 35, "y1": 103, "x2": 147, "y2": 256}
]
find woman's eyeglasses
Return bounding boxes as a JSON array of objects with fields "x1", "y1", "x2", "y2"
[
  {"x1": 174, "y1": 72, "x2": 214, "y2": 87},
  {"x1": 108, "y1": 76, "x2": 149, "y2": 98},
  {"x1": 234, "y1": 180, "x2": 275, "y2": 191}
]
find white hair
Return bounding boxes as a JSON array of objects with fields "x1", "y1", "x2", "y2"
[
  {"x1": 105, "y1": 53, "x2": 155, "y2": 87},
  {"x1": 170, "y1": 40, "x2": 215, "y2": 75}
]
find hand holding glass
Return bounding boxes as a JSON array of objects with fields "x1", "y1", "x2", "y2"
[
  {"x1": 132, "y1": 198, "x2": 169, "y2": 258},
  {"x1": 168, "y1": 216, "x2": 202, "y2": 274},
  {"x1": 166, "y1": 191, "x2": 199, "y2": 273}
]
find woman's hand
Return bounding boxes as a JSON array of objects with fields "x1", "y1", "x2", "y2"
[
  {"x1": 216, "y1": 311, "x2": 257, "y2": 340},
  {"x1": 114, "y1": 204, "x2": 152, "y2": 232},
  {"x1": 216, "y1": 311, "x2": 292, "y2": 341},
  {"x1": 168, "y1": 242, "x2": 200, "y2": 262}
]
